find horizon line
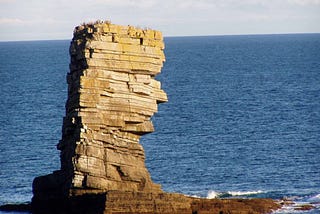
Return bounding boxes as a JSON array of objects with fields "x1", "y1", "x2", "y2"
[{"x1": 0, "y1": 32, "x2": 319, "y2": 43}]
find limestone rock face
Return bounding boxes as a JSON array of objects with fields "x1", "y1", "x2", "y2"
[
  {"x1": 63, "y1": 22, "x2": 167, "y2": 194},
  {"x1": 33, "y1": 22, "x2": 166, "y2": 199}
]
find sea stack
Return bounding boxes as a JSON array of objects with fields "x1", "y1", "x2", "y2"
[
  {"x1": 32, "y1": 21, "x2": 190, "y2": 213},
  {"x1": 32, "y1": 21, "x2": 280, "y2": 214}
]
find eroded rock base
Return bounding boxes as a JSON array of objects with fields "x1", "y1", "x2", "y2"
[{"x1": 32, "y1": 191, "x2": 280, "y2": 214}]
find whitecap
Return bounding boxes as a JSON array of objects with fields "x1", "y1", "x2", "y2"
[
  {"x1": 227, "y1": 190, "x2": 264, "y2": 196},
  {"x1": 206, "y1": 190, "x2": 265, "y2": 199}
]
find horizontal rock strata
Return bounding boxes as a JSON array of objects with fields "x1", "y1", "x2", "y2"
[{"x1": 32, "y1": 21, "x2": 280, "y2": 213}]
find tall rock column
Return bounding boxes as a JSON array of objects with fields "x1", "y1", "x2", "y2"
[
  {"x1": 33, "y1": 22, "x2": 167, "y2": 198},
  {"x1": 62, "y1": 22, "x2": 167, "y2": 194}
]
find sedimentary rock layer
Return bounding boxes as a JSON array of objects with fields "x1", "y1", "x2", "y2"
[
  {"x1": 62, "y1": 22, "x2": 167, "y2": 193},
  {"x1": 33, "y1": 21, "x2": 166, "y2": 199}
]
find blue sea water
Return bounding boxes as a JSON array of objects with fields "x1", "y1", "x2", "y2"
[{"x1": 0, "y1": 34, "x2": 320, "y2": 213}]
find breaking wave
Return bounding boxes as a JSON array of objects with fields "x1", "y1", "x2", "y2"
[
  {"x1": 274, "y1": 193, "x2": 320, "y2": 214},
  {"x1": 207, "y1": 190, "x2": 264, "y2": 199},
  {"x1": 205, "y1": 191, "x2": 320, "y2": 213}
]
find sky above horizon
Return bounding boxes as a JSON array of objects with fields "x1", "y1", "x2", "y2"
[{"x1": 0, "y1": 0, "x2": 320, "y2": 41}]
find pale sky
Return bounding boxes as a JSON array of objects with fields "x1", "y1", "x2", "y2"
[{"x1": 0, "y1": 0, "x2": 320, "y2": 41}]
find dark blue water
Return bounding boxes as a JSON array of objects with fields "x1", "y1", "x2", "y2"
[
  {"x1": 1, "y1": 35, "x2": 320, "y2": 213},
  {"x1": 0, "y1": 40, "x2": 68, "y2": 207}
]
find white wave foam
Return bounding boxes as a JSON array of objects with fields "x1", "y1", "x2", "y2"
[
  {"x1": 206, "y1": 190, "x2": 264, "y2": 199},
  {"x1": 207, "y1": 190, "x2": 220, "y2": 199},
  {"x1": 274, "y1": 193, "x2": 320, "y2": 213},
  {"x1": 184, "y1": 194, "x2": 201, "y2": 198},
  {"x1": 307, "y1": 193, "x2": 320, "y2": 203},
  {"x1": 273, "y1": 201, "x2": 317, "y2": 214},
  {"x1": 227, "y1": 190, "x2": 264, "y2": 196}
]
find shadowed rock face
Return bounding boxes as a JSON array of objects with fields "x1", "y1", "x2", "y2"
[{"x1": 32, "y1": 21, "x2": 281, "y2": 214}]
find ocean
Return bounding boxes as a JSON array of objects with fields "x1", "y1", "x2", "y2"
[{"x1": 0, "y1": 34, "x2": 319, "y2": 213}]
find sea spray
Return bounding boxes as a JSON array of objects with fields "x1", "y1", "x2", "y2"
[{"x1": 207, "y1": 190, "x2": 220, "y2": 199}]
